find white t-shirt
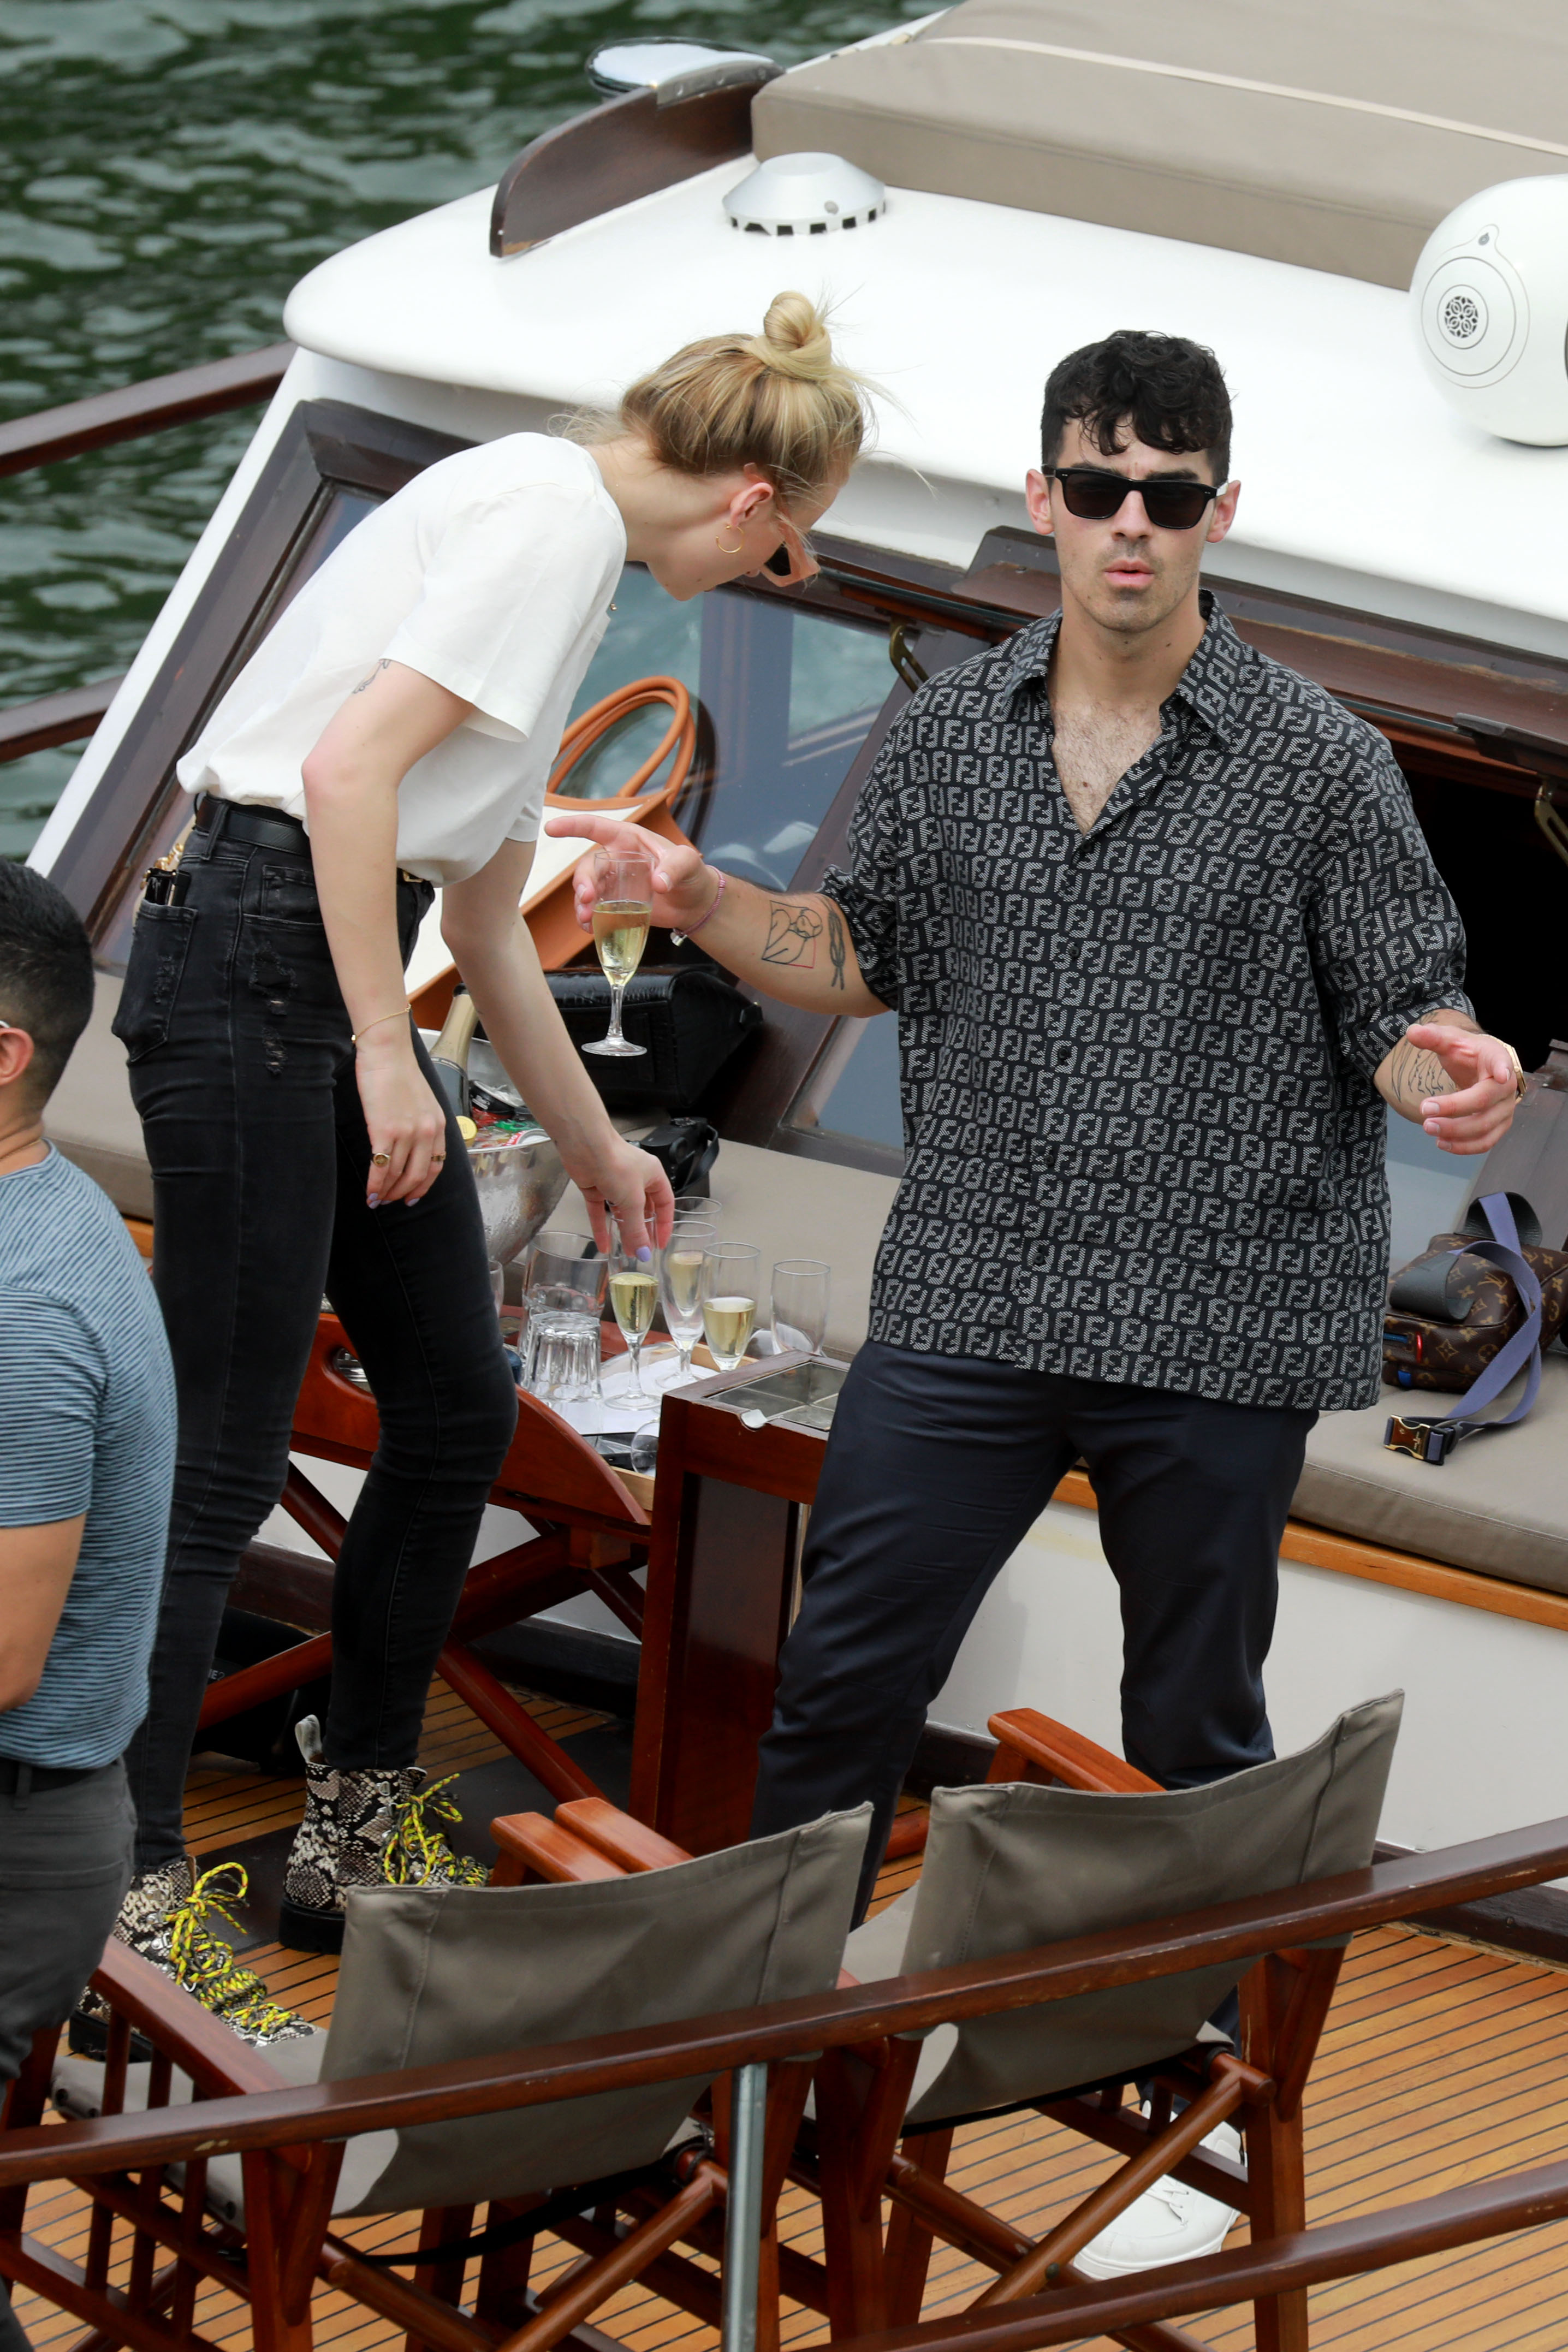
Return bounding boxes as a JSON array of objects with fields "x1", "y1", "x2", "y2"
[{"x1": 176, "y1": 435, "x2": 626, "y2": 886}]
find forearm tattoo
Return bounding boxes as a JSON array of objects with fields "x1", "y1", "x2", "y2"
[
  {"x1": 759, "y1": 898, "x2": 850, "y2": 990},
  {"x1": 827, "y1": 904, "x2": 847, "y2": 992},
  {"x1": 761, "y1": 900, "x2": 825, "y2": 969},
  {"x1": 1386, "y1": 1037, "x2": 1457, "y2": 1109}
]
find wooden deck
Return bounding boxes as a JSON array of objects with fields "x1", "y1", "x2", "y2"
[{"x1": 12, "y1": 1679, "x2": 1568, "y2": 2352}]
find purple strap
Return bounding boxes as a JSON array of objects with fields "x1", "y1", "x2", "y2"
[{"x1": 1385, "y1": 1193, "x2": 1543, "y2": 1464}]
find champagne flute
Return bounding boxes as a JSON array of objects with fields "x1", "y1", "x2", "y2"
[
  {"x1": 609, "y1": 1231, "x2": 661, "y2": 1404},
  {"x1": 700, "y1": 1243, "x2": 761, "y2": 1373},
  {"x1": 772, "y1": 1258, "x2": 831, "y2": 1358},
  {"x1": 583, "y1": 847, "x2": 654, "y2": 1058},
  {"x1": 658, "y1": 1217, "x2": 717, "y2": 1383}
]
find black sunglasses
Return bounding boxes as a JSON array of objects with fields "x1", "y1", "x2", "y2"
[{"x1": 1049, "y1": 467, "x2": 1221, "y2": 531}]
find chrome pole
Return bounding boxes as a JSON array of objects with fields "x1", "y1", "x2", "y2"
[{"x1": 722, "y1": 2061, "x2": 769, "y2": 2352}]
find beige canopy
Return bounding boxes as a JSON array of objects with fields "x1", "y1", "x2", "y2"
[{"x1": 752, "y1": 0, "x2": 1568, "y2": 287}]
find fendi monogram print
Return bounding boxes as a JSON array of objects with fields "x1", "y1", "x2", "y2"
[{"x1": 821, "y1": 599, "x2": 1471, "y2": 1411}]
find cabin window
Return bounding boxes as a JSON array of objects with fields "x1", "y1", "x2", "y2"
[
  {"x1": 785, "y1": 1014, "x2": 906, "y2": 1160},
  {"x1": 563, "y1": 565, "x2": 892, "y2": 891}
]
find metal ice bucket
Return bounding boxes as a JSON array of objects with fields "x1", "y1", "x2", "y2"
[{"x1": 465, "y1": 1125, "x2": 569, "y2": 1267}]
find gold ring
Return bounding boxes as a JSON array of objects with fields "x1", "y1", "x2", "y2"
[
  {"x1": 432, "y1": 1151, "x2": 447, "y2": 1162},
  {"x1": 371, "y1": 1151, "x2": 391, "y2": 1167}
]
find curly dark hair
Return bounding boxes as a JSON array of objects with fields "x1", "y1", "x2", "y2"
[{"x1": 1041, "y1": 330, "x2": 1232, "y2": 483}]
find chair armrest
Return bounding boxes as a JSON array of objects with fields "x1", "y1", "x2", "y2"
[
  {"x1": 555, "y1": 1797, "x2": 691, "y2": 1871},
  {"x1": 986, "y1": 1708, "x2": 1162, "y2": 1796},
  {"x1": 489, "y1": 1811, "x2": 627, "y2": 1885}
]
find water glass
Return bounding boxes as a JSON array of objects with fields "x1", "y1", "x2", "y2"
[
  {"x1": 772, "y1": 1258, "x2": 831, "y2": 1357},
  {"x1": 700, "y1": 1242, "x2": 761, "y2": 1373},
  {"x1": 673, "y1": 1192, "x2": 718, "y2": 1224},
  {"x1": 525, "y1": 1229, "x2": 608, "y2": 1310},
  {"x1": 525, "y1": 1311, "x2": 602, "y2": 1404},
  {"x1": 658, "y1": 1217, "x2": 717, "y2": 1382},
  {"x1": 488, "y1": 1259, "x2": 505, "y2": 1313}
]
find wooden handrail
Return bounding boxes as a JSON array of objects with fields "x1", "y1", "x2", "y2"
[
  {"x1": 0, "y1": 676, "x2": 123, "y2": 766},
  {"x1": 828, "y1": 2154, "x2": 1568, "y2": 2352},
  {"x1": 5, "y1": 1815, "x2": 1568, "y2": 2188},
  {"x1": 0, "y1": 342, "x2": 292, "y2": 478}
]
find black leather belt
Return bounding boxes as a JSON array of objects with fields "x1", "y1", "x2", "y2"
[
  {"x1": 194, "y1": 794, "x2": 311, "y2": 855},
  {"x1": 0, "y1": 1755, "x2": 97, "y2": 1795}
]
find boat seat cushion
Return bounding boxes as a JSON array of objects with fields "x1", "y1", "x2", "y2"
[
  {"x1": 752, "y1": 0, "x2": 1568, "y2": 289},
  {"x1": 1292, "y1": 1355, "x2": 1568, "y2": 1596}
]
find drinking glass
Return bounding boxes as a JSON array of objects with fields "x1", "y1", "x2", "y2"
[
  {"x1": 658, "y1": 1217, "x2": 717, "y2": 1383},
  {"x1": 700, "y1": 1243, "x2": 761, "y2": 1373},
  {"x1": 772, "y1": 1259, "x2": 831, "y2": 1357},
  {"x1": 526, "y1": 1313, "x2": 602, "y2": 1404},
  {"x1": 583, "y1": 847, "x2": 654, "y2": 1058},
  {"x1": 673, "y1": 1192, "x2": 718, "y2": 1224},
  {"x1": 524, "y1": 1229, "x2": 607, "y2": 1324},
  {"x1": 609, "y1": 1232, "x2": 661, "y2": 1405},
  {"x1": 488, "y1": 1259, "x2": 505, "y2": 1313}
]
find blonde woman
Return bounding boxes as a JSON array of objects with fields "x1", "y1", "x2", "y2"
[{"x1": 98, "y1": 294, "x2": 870, "y2": 2037}]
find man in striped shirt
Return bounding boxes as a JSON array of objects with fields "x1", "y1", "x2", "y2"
[{"x1": 0, "y1": 864, "x2": 176, "y2": 2352}]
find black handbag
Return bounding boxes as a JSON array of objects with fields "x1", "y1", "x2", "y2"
[{"x1": 547, "y1": 965, "x2": 762, "y2": 1110}]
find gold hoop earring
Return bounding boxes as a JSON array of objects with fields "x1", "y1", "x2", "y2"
[{"x1": 715, "y1": 530, "x2": 745, "y2": 555}]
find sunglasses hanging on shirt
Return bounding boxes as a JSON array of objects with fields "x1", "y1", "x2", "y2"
[{"x1": 1048, "y1": 468, "x2": 1223, "y2": 531}]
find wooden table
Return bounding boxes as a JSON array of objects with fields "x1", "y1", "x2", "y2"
[{"x1": 630, "y1": 1354, "x2": 830, "y2": 1852}]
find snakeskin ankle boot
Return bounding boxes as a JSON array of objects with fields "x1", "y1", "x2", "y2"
[
  {"x1": 70, "y1": 1855, "x2": 313, "y2": 2054},
  {"x1": 278, "y1": 1715, "x2": 488, "y2": 1953}
]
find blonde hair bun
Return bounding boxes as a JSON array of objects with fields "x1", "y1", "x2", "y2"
[
  {"x1": 744, "y1": 291, "x2": 836, "y2": 384},
  {"x1": 593, "y1": 293, "x2": 874, "y2": 503}
]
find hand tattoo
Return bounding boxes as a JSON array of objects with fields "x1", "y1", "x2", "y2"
[
  {"x1": 761, "y1": 900, "x2": 825, "y2": 969},
  {"x1": 1387, "y1": 1037, "x2": 1457, "y2": 1110},
  {"x1": 351, "y1": 658, "x2": 393, "y2": 695}
]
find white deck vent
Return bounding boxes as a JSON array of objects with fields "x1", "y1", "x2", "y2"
[{"x1": 723, "y1": 153, "x2": 886, "y2": 237}]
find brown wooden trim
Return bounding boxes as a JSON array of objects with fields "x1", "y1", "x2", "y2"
[
  {"x1": 0, "y1": 676, "x2": 123, "y2": 764},
  {"x1": 0, "y1": 345, "x2": 293, "y2": 478},
  {"x1": 10, "y1": 1818, "x2": 1568, "y2": 2188},
  {"x1": 490, "y1": 80, "x2": 771, "y2": 257},
  {"x1": 1049, "y1": 1466, "x2": 1568, "y2": 1632}
]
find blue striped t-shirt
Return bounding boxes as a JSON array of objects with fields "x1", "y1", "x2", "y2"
[{"x1": 0, "y1": 1148, "x2": 175, "y2": 1768}]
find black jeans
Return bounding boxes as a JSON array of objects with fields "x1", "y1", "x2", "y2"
[
  {"x1": 116, "y1": 811, "x2": 519, "y2": 1877},
  {"x1": 750, "y1": 1341, "x2": 1316, "y2": 1919}
]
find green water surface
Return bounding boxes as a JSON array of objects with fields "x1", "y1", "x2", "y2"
[{"x1": 0, "y1": 0, "x2": 919, "y2": 858}]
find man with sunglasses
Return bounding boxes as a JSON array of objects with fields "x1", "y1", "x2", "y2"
[{"x1": 560, "y1": 328, "x2": 1519, "y2": 1931}]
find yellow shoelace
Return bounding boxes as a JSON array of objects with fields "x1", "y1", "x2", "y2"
[
  {"x1": 384, "y1": 1774, "x2": 489, "y2": 1888},
  {"x1": 167, "y1": 1863, "x2": 302, "y2": 2039}
]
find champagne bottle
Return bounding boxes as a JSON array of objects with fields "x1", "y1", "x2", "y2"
[{"x1": 430, "y1": 985, "x2": 479, "y2": 1116}]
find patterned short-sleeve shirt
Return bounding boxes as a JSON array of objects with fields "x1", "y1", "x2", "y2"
[{"x1": 820, "y1": 597, "x2": 1471, "y2": 1412}]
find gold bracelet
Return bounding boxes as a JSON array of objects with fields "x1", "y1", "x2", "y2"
[{"x1": 352, "y1": 1001, "x2": 412, "y2": 1049}]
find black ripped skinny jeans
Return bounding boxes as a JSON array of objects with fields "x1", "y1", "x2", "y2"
[{"x1": 114, "y1": 808, "x2": 519, "y2": 1878}]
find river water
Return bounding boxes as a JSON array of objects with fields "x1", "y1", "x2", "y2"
[{"x1": 0, "y1": 0, "x2": 917, "y2": 859}]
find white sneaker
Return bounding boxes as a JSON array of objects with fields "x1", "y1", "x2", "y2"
[{"x1": 1074, "y1": 2117, "x2": 1243, "y2": 2279}]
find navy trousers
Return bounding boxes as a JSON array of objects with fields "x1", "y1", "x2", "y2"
[{"x1": 750, "y1": 1341, "x2": 1316, "y2": 1918}]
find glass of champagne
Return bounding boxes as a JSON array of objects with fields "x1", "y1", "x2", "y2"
[
  {"x1": 658, "y1": 1217, "x2": 716, "y2": 1383},
  {"x1": 772, "y1": 1258, "x2": 831, "y2": 1357},
  {"x1": 583, "y1": 847, "x2": 654, "y2": 1058},
  {"x1": 700, "y1": 1243, "x2": 761, "y2": 1373},
  {"x1": 608, "y1": 1231, "x2": 661, "y2": 1405}
]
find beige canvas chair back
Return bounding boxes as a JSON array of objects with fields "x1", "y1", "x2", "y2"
[
  {"x1": 850, "y1": 1696, "x2": 1400, "y2": 2127},
  {"x1": 320, "y1": 1804, "x2": 869, "y2": 2214}
]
